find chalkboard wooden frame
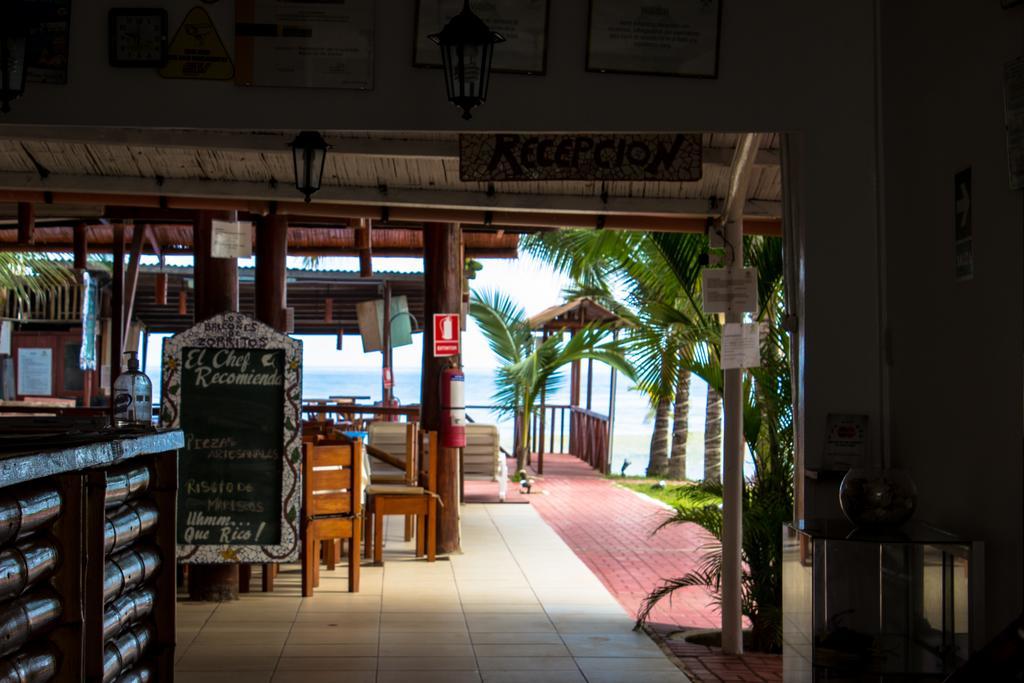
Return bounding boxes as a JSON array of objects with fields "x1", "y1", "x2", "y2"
[{"x1": 161, "y1": 312, "x2": 303, "y2": 564}]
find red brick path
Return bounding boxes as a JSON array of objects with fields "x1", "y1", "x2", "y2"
[{"x1": 466, "y1": 453, "x2": 782, "y2": 683}]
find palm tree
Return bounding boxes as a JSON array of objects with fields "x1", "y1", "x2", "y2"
[
  {"x1": 469, "y1": 288, "x2": 633, "y2": 472},
  {"x1": 0, "y1": 253, "x2": 79, "y2": 308},
  {"x1": 667, "y1": 366, "x2": 690, "y2": 480},
  {"x1": 634, "y1": 233, "x2": 793, "y2": 652},
  {"x1": 647, "y1": 396, "x2": 671, "y2": 477},
  {"x1": 703, "y1": 387, "x2": 722, "y2": 483},
  {"x1": 524, "y1": 231, "x2": 709, "y2": 478}
]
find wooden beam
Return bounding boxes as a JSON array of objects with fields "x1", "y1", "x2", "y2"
[
  {"x1": 421, "y1": 222, "x2": 463, "y2": 554},
  {"x1": 356, "y1": 219, "x2": 372, "y2": 277},
  {"x1": 0, "y1": 172, "x2": 783, "y2": 222},
  {"x1": 255, "y1": 214, "x2": 288, "y2": 332},
  {"x1": 73, "y1": 222, "x2": 88, "y2": 269},
  {"x1": 17, "y1": 202, "x2": 33, "y2": 244},
  {"x1": 0, "y1": 126, "x2": 782, "y2": 167},
  {"x1": 123, "y1": 223, "x2": 146, "y2": 342}
]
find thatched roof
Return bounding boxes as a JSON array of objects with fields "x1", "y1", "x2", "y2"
[{"x1": 528, "y1": 298, "x2": 626, "y2": 331}]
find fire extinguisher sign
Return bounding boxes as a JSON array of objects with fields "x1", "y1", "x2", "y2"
[{"x1": 432, "y1": 313, "x2": 461, "y2": 357}]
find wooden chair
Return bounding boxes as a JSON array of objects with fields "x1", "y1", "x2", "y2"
[
  {"x1": 364, "y1": 429, "x2": 437, "y2": 564},
  {"x1": 367, "y1": 421, "x2": 419, "y2": 541},
  {"x1": 302, "y1": 436, "x2": 363, "y2": 596}
]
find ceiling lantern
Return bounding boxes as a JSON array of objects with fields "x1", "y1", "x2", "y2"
[
  {"x1": 290, "y1": 131, "x2": 329, "y2": 203},
  {"x1": 429, "y1": 1, "x2": 504, "y2": 120}
]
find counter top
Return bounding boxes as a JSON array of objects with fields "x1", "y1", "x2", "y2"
[{"x1": 0, "y1": 429, "x2": 184, "y2": 487}]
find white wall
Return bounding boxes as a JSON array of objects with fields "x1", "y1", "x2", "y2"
[
  {"x1": 6, "y1": 4, "x2": 885, "y2": 507},
  {"x1": 881, "y1": 1, "x2": 1024, "y2": 641}
]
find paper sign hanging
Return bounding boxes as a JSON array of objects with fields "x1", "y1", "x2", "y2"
[
  {"x1": 160, "y1": 7, "x2": 234, "y2": 80},
  {"x1": 702, "y1": 268, "x2": 758, "y2": 314},
  {"x1": 720, "y1": 322, "x2": 761, "y2": 370},
  {"x1": 210, "y1": 220, "x2": 254, "y2": 258},
  {"x1": 0, "y1": 321, "x2": 11, "y2": 356},
  {"x1": 433, "y1": 313, "x2": 461, "y2": 357},
  {"x1": 17, "y1": 348, "x2": 53, "y2": 396}
]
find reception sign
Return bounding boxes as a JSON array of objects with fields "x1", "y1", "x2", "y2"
[
  {"x1": 586, "y1": 0, "x2": 721, "y2": 78},
  {"x1": 162, "y1": 312, "x2": 303, "y2": 564},
  {"x1": 460, "y1": 133, "x2": 702, "y2": 182}
]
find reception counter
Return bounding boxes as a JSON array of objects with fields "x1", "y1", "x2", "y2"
[{"x1": 0, "y1": 425, "x2": 182, "y2": 683}]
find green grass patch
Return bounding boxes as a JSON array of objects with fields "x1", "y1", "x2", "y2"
[{"x1": 617, "y1": 479, "x2": 696, "y2": 507}]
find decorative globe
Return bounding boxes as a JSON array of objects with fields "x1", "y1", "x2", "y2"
[{"x1": 839, "y1": 468, "x2": 917, "y2": 527}]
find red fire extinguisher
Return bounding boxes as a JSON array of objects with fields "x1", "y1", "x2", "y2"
[{"x1": 440, "y1": 366, "x2": 466, "y2": 448}]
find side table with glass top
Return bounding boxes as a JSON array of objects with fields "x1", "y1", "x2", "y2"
[{"x1": 783, "y1": 519, "x2": 983, "y2": 682}]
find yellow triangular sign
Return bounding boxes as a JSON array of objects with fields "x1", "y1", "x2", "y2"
[{"x1": 160, "y1": 7, "x2": 234, "y2": 80}]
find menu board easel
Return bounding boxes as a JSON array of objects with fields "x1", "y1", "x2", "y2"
[{"x1": 161, "y1": 312, "x2": 303, "y2": 564}]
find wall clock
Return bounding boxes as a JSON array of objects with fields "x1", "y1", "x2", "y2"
[{"x1": 108, "y1": 8, "x2": 169, "y2": 67}]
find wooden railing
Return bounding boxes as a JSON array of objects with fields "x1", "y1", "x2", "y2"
[
  {"x1": 300, "y1": 403, "x2": 420, "y2": 425},
  {"x1": 569, "y1": 407, "x2": 611, "y2": 474}
]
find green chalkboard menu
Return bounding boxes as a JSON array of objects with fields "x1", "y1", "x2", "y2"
[
  {"x1": 162, "y1": 313, "x2": 302, "y2": 564},
  {"x1": 178, "y1": 347, "x2": 284, "y2": 546}
]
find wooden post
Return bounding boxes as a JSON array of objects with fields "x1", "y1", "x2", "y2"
[
  {"x1": 123, "y1": 224, "x2": 146, "y2": 344},
  {"x1": 382, "y1": 281, "x2": 392, "y2": 405},
  {"x1": 110, "y1": 224, "x2": 125, "y2": 410},
  {"x1": 255, "y1": 215, "x2": 288, "y2": 331},
  {"x1": 538, "y1": 330, "x2": 548, "y2": 474},
  {"x1": 607, "y1": 330, "x2": 619, "y2": 475},
  {"x1": 193, "y1": 211, "x2": 239, "y2": 323},
  {"x1": 254, "y1": 213, "x2": 288, "y2": 592},
  {"x1": 357, "y1": 219, "x2": 372, "y2": 277},
  {"x1": 17, "y1": 202, "x2": 34, "y2": 244},
  {"x1": 189, "y1": 210, "x2": 241, "y2": 601},
  {"x1": 73, "y1": 223, "x2": 88, "y2": 270},
  {"x1": 586, "y1": 358, "x2": 594, "y2": 411},
  {"x1": 421, "y1": 222, "x2": 462, "y2": 554}
]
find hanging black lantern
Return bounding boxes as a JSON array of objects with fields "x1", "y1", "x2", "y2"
[
  {"x1": 0, "y1": 4, "x2": 29, "y2": 114},
  {"x1": 429, "y1": 1, "x2": 504, "y2": 120},
  {"x1": 289, "y1": 131, "x2": 329, "y2": 203}
]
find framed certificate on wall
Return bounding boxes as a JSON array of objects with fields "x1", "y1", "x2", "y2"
[
  {"x1": 586, "y1": 0, "x2": 721, "y2": 78},
  {"x1": 414, "y1": 0, "x2": 549, "y2": 75}
]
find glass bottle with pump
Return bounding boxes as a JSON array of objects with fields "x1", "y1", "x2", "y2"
[{"x1": 113, "y1": 351, "x2": 153, "y2": 428}]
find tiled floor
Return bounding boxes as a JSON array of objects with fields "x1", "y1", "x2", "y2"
[
  {"x1": 466, "y1": 455, "x2": 784, "y2": 683},
  {"x1": 175, "y1": 504, "x2": 691, "y2": 683}
]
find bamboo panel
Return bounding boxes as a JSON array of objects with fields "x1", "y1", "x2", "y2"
[
  {"x1": 0, "y1": 589, "x2": 62, "y2": 658},
  {"x1": 102, "y1": 624, "x2": 150, "y2": 683},
  {"x1": 103, "y1": 504, "x2": 158, "y2": 556},
  {"x1": 0, "y1": 540, "x2": 59, "y2": 602},
  {"x1": 102, "y1": 589, "x2": 155, "y2": 643},
  {"x1": 104, "y1": 468, "x2": 150, "y2": 509},
  {"x1": 0, "y1": 644, "x2": 58, "y2": 683},
  {"x1": 102, "y1": 548, "x2": 160, "y2": 605},
  {"x1": 0, "y1": 488, "x2": 62, "y2": 546},
  {"x1": 112, "y1": 667, "x2": 151, "y2": 683}
]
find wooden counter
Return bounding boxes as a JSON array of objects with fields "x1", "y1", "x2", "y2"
[{"x1": 0, "y1": 427, "x2": 182, "y2": 683}]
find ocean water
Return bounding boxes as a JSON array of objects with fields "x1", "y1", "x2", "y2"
[
  {"x1": 145, "y1": 333, "x2": 725, "y2": 479},
  {"x1": 301, "y1": 364, "x2": 721, "y2": 480}
]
